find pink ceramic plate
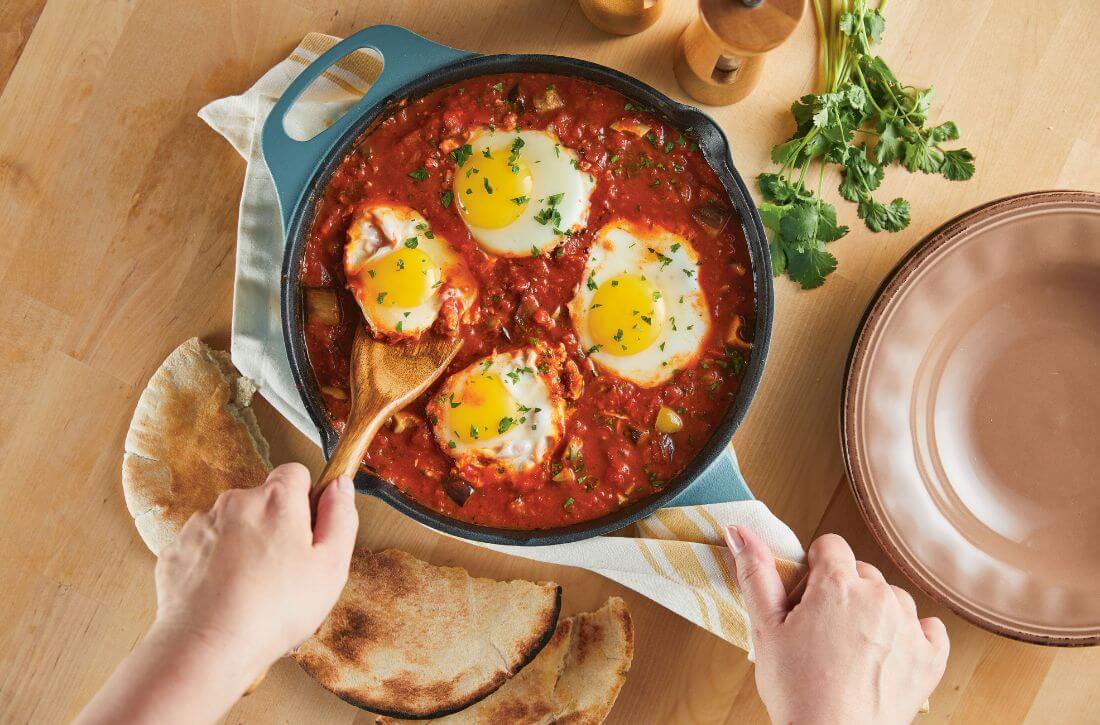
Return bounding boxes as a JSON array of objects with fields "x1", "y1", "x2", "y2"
[{"x1": 843, "y1": 191, "x2": 1100, "y2": 645}]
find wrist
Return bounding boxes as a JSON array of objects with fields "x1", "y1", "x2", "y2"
[{"x1": 145, "y1": 619, "x2": 274, "y2": 694}]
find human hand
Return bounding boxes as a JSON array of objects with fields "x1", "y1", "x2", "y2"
[
  {"x1": 152, "y1": 463, "x2": 359, "y2": 681},
  {"x1": 726, "y1": 528, "x2": 948, "y2": 725}
]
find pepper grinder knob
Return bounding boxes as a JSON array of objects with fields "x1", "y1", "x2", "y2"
[{"x1": 674, "y1": 0, "x2": 805, "y2": 105}]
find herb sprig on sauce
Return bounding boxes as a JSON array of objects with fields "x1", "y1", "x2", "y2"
[{"x1": 759, "y1": 0, "x2": 975, "y2": 289}]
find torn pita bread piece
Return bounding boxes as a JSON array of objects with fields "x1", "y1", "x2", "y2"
[
  {"x1": 122, "y1": 337, "x2": 271, "y2": 554},
  {"x1": 377, "y1": 597, "x2": 634, "y2": 725},
  {"x1": 295, "y1": 548, "x2": 562, "y2": 719}
]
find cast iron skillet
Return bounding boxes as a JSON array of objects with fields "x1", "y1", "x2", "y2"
[{"x1": 261, "y1": 25, "x2": 772, "y2": 545}]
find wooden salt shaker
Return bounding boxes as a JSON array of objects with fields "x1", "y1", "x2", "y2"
[
  {"x1": 578, "y1": 0, "x2": 666, "y2": 36},
  {"x1": 674, "y1": 0, "x2": 805, "y2": 105}
]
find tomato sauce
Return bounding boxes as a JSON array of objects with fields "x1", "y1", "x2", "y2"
[{"x1": 301, "y1": 73, "x2": 755, "y2": 529}]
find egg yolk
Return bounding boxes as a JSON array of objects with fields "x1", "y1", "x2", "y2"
[
  {"x1": 363, "y1": 246, "x2": 441, "y2": 308},
  {"x1": 456, "y1": 151, "x2": 533, "y2": 229},
  {"x1": 588, "y1": 275, "x2": 666, "y2": 356},
  {"x1": 449, "y1": 372, "x2": 519, "y2": 442}
]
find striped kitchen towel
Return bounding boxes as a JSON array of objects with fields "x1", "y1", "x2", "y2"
[{"x1": 198, "y1": 32, "x2": 805, "y2": 655}]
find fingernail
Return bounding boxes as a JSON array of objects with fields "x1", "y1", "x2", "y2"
[
  {"x1": 336, "y1": 476, "x2": 354, "y2": 494},
  {"x1": 725, "y1": 525, "x2": 746, "y2": 554}
]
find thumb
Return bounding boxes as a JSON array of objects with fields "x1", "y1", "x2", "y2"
[
  {"x1": 725, "y1": 525, "x2": 790, "y2": 630},
  {"x1": 312, "y1": 476, "x2": 359, "y2": 563}
]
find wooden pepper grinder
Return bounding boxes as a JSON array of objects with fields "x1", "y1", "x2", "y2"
[
  {"x1": 674, "y1": 0, "x2": 805, "y2": 105},
  {"x1": 578, "y1": 0, "x2": 666, "y2": 36}
]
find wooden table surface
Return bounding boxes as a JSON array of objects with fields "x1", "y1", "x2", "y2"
[{"x1": 2, "y1": 1, "x2": 1098, "y2": 722}]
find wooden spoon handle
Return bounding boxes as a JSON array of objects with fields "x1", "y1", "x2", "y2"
[{"x1": 313, "y1": 396, "x2": 395, "y2": 504}]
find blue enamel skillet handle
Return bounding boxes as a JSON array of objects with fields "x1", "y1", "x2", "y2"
[
  {"x1": 671, "y1": 449, "x2": 752, "y2": 507},
  {"x1": 261, "y1": 25, "x2": 474, "y2": 231}
]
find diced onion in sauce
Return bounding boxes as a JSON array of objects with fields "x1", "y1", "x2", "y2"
[
  {"x1": 656, "y1": 405, "x2": 683, "y2": 434},
  {"x1": 552, "y1": 467, "x2": 576, "y2": 483},
  {"x1": 321, "y1": 385, "x2": 348, "y2": 400},
  {"x1": 533, "y1": 86, "x2": 565, "y2": 113},
  {"x1": 391, "y1": 411, "x2": 420, "y2": 433},
  {"x1": 610, "y1": 119, "x2": 651, "y2": 138},
  {"x1": 305, "y1": 288, "x2": 341, "y2": 325}
]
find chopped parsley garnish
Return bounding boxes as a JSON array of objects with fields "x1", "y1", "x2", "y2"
[
  {"x1": 483, "y1": 177, "x2": 493, "y2": 194},
  {"x1": 563, "y1": 497, "x2": 575, "y2": 510},
  {"x1": 408, "y1": 166, "x2": 428, "y2": 181},
  {"x1": 498, "y1": 417, "x2": 515, "y2": 435},
  {"x1": 404, "y1": 237, "x2": 419, "y2": 249},
  {"x1": 512, "y1": 195, "x2": 529, "y2": 205},
  {"x1": 376, "y1": 292, "x2": 387, "y2": 304},
  {"x1": 507, "y1": 137, "x2": 525, "y2": 173},
  {"x1": 440, "y1": 191, "x2": 453, "y2": 208},
  {"x1": 449, "y1": 144, "x2": 473, "y2": 166}
]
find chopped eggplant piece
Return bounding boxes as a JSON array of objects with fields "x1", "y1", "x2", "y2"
[
  {"x1": 442, "y1": 474, "x2": 474, "y2": 506},
  {"x1": 726, "y1": 315, "x2": 751, "y2": 349},
  {"x1": 305, "y1": 288, "x2": 341, "y2": 325},
  {"x1": 691, "y1": 202, "x2": 732, "y2": 235},
  {"x1": 506, "y1": 83, "x2": 525, "y2": 113},
  {"x1": 653, "y1": 432, "x2": 675, "y2": 463}
]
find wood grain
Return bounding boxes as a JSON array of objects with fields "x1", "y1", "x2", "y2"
[{"x1": 0, "y1": 1, "x2": 1097, "y2": 723}]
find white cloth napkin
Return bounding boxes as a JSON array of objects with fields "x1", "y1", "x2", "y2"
[{"x1": 199, "y1": 32, "x2": 805, "y2": 653}]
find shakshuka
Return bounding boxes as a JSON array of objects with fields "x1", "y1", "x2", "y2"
[{"x1": 301, "y1": 73, "x2": 755, "y2": 529}]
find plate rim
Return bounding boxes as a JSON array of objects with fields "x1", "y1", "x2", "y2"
[{"x1": 840, "y1": 189, "x2": 1100, "y2": 647}]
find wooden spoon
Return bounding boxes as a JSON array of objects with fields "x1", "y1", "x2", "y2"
[{"x1": 310, "y1": 325, "x2": 462, "y2": 505}]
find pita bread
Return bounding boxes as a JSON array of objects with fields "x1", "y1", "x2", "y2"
[
  {"x1": 295, "y1": 548, "x2": 562, "y2": 719},
  {"x1": 551, "y1": 598, "x2": 634, "y2": 724},
  {"x1": 377, "y1": 597, "x2": 633, "y2": 725},
  {"x1": 122, "y1": 337, "x2": 271, "y2": 554}
]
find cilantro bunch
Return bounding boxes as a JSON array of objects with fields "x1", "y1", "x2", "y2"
[{"x1": 759, "y1": 0, "x2": 975, "y2": 288}]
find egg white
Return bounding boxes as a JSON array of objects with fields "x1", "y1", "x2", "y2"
[
  {"x1": 456, "y1": 128, "x2": 595, "y2": 257},
  {"x1": 428, "y1": 348, "x2": 566, "y2": 472},
  {"x1": 567, "y1": 220, "x2": 711, "y2": 386},
  {"x1": 344, "y1": 204, "x2": 475, "y2": 339}
]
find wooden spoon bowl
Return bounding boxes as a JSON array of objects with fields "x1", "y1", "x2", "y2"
[{"x1": 311, "y1": 326, "x2": 462, "y2": 504}]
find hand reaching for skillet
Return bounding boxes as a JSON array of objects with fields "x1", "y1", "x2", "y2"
[
  {"x1": 77, "y1": 464, "x2": 358, "y2": 725},
  {"x1": 725, "y1": 527, "x2": 949, "y2": 725}
]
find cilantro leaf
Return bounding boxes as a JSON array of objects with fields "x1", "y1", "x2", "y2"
[
  {"x1": 941, "y1": 148, "x2": 976, "y2": 181},
  {"x1": 838, "y1": 144, "x2": 884, "y2": 202},
  {"x1": 786, "y1": 241, "x2": 838, "y2": 290},
  {"x1": 858, "y1": 197, "x2": 911, "y2": 232}
]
